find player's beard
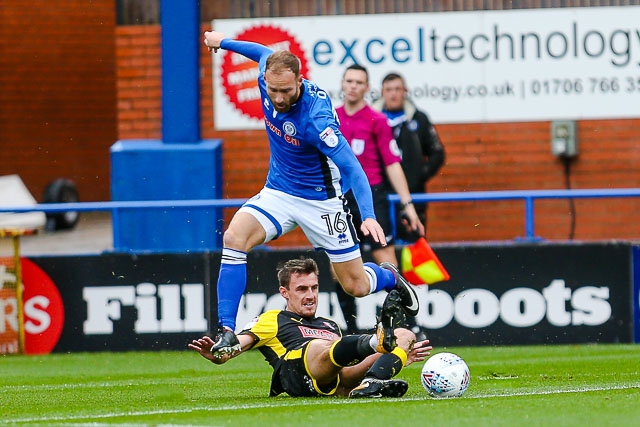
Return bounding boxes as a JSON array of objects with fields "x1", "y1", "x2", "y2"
[{"x1": 273, "y1": 87, "x2": 300, "y2": 112}]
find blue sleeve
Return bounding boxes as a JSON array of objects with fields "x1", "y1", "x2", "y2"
[
  {"x1": 220, "y1": 39, "x2": 273, "y2": 66},
  {"x1": 332, "y1": 143, "x2": 377, "y2": 221},
  {"x1": 301, "y1": 89, "x2": 376, "y2": 220}
]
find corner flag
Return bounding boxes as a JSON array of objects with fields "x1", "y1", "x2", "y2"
[{"x1": 400, "y1": 237, "x2": 450, "y2": 285}]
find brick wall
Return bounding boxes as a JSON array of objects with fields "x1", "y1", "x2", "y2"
[
  {"x1": 116, "y1": 26, "x2": 162, "y2": 140},
  {"x1": 2, "y1": 1, "x2": 638, "y2": 244},
  {"x1": 114, "y1": 25, "x2": 640, "y2": 246},
  {"x1": 0, "y1": 0, "x2": 117, "y2": 202},
  {"x1": 429, "y1": 120, "x2": 640, "y2": 241}
]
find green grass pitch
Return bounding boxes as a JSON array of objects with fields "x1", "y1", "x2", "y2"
[{"x1": 1, "y1": 344, "x2": 639, "y2": 426}]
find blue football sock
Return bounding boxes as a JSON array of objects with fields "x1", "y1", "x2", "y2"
[
  {"x1": 216, "y1": 248, "x2": 248, "y2": 331},
  {"x1": 364, "y1": 262, "x2": 396, "y2": 293}
]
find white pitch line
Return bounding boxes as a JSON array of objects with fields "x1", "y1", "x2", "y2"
[{"x1": 2, "y1": 383, "x2": 638, "y2": 425}]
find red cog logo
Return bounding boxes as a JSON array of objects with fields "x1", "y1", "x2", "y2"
[{"x1": 220, "y1": 25, "x2": 309, "y2": 120}]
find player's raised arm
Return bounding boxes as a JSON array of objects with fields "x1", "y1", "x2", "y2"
[
  {"x1": 203, "y1": 30, "x2": 272, "y2": 64},
  {"x1": 203, "y1": 30, "x2": 225, "y2": 52}
]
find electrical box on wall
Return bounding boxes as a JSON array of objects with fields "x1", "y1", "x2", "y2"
[{"x1": 551, "y1": 120, "x2": 578, "y2": 157}]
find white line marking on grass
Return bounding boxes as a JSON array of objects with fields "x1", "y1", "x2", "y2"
[
  {"x1": 465, "y1": 383, "x2": 640, "y2": 398},
  {"x1": 2, "y1": 383, "x2": 638, "y2": 425}
]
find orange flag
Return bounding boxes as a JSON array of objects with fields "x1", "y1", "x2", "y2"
[{"x1": 401, "y1": 237, "x2": 450, "y2": 285}]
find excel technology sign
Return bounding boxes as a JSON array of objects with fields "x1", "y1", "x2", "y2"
[{"x1": 212, "y1": 6, "x2": 640, "y2": 129}]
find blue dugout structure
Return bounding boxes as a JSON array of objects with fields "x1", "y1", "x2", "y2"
[{"x1": 109, "y1": 1, "x2": 223, "y2": 252}]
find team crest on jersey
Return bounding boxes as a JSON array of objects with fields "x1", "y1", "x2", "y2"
[
  {"x1": 322, "y1": 321, "x2": 336, "y2": 330},
  {"x1": 320, "y1": 126, "x2": 339, "y2": 147},
  {"x1": 351, "y1": 138, "x2": 365, "y2": 156},
  {"x1": 283, "y1": 121, "x2": 297, "y2": 136}
]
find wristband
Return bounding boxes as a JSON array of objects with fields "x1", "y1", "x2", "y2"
[{"x1": 400, "y1": 200, "x2": 413, "y2": 209}]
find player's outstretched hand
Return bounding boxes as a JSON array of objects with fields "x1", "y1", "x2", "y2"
[
  {"x1": 203, "y1": 30, "x2": 225, "y2": 53},
  {"x1": 406, "y1": 339, "x2": 432, "y2": 366},
  {"x1": 360, "y1": 217, "x2": 387, "y2": 246},
  {"x1": 188, "y1": 336, "x2": 231, "y2": 364}
]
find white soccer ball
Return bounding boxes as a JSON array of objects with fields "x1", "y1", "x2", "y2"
[{"x1": 421, "y1": 352, "x2": 470, "y2": 398}]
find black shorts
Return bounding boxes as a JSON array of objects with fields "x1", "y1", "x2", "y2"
[
  {"x1": 345, "y1": 185, "x2": 394, "y2": 250},
  {"x1": 269, "y1": 342, "x2": 339, "y2": 397}
]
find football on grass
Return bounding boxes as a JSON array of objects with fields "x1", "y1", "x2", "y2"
[{"x1": 421, "y1": 352, "x2": 470, "y2": 398}]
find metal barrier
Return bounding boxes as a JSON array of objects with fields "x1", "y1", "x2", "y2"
[
  {"x1": 389, "y1": 188, "x2": 640, "y2": 241},
  {"x1": 0, "y1": 199, "x2": 246, "y2": 247},
  {"x1": 1, "y1": 188, "x2": 640, "y2": 242}
]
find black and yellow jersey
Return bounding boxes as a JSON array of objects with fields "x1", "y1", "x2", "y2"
[{"x1": 239, "y1": 309, "x2": 342, "y2": 367}]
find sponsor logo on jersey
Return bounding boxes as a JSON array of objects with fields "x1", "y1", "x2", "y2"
[
  {"x1": 264, "y1": 118, "x2": 282, "y2": 137},
  {"x1": 320, "y1": 127, "x2": 339, "y2": 147},
  {"x1": 298, "y1": 325, "x2": 340, "y2": 341}
]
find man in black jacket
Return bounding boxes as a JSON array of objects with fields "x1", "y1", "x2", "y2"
[
  {"x1": 372, "y1": 72, "x2": 445, "y2": 341},
  {"x1": 372, "y1": 72, "x2": 445, "y2": 242}
]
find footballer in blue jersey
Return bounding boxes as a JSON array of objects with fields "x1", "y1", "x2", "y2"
[
  {"x1": 223, "y1": 38, "x2": 368, "y2": 205},
  {"x1": 202, "y1": 30, "x2": 420, "y2": 356}
]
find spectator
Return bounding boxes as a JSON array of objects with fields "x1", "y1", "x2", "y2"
[{"x1": 372, "y1": 72, "x2": 445, "y2": 241}]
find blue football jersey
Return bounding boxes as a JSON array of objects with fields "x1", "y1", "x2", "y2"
[
  {"x1": 260, "y1": 76, "x2": 349, "y2": 200},
  {"x1": 219, "y1": 38, "x2": 375, "y2": 219}
]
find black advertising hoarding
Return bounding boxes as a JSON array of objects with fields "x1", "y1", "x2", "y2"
[
  {"x1": 23, "y1": 242, "x2": 633, "y2": 353},
  {"x1": 419, "y1": 243, "x2": 632, "y2": 346},
  {"x1": 237, "y1": 244, "x2": 633, "y2": 347},
  {"x1": 30, "y1": 253, "x2": 211, "y2": 352}
]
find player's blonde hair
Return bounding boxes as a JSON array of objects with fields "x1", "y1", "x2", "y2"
[
  {"x1": 266, "y1": 50, "x2": 301, "y2": 77},
  {"x1": 277, "y1": 258, "x2": 319, "y2": 289}
]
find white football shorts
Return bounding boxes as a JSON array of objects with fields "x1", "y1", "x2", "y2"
[{"x1": 238, "y1": 187, "x2": 362, "y2": 263}]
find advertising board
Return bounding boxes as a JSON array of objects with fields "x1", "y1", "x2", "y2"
[
  {"x1": 211, "y1": 7, "x2": 640, "y2": 128},
  {"x1": 16, "y1": 243, "x2": 632, "y2": 352}
]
